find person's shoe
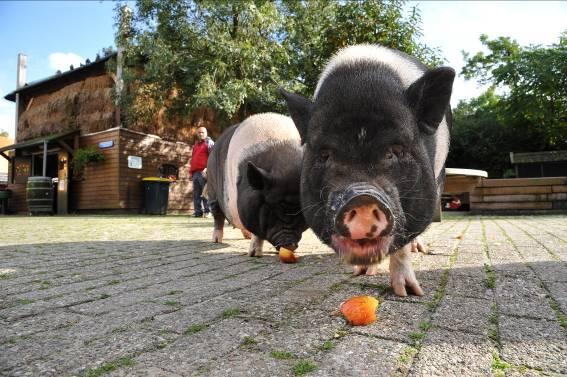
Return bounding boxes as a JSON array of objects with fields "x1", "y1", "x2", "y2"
[
  {"x1": 204, "y1": 212, "x2": 211, "y2": 218},
  {"x1": 192, "y1": 213, "x2": 203, "y2": 218}
]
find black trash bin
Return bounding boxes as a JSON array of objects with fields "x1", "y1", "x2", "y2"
[{"x1": 142, "y1": 177, "x2": 172, "y2": 215}]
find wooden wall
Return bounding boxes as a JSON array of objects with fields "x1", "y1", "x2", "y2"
[
  {"x1": 71, "y1": 129, "x2": 120, "y2": 210},
  {"x1": 118, "y1": 129, "x2": 194, "y2": 213},
  {"x1": 470, "y1": 177, "x2": 567, "y2": 211}
]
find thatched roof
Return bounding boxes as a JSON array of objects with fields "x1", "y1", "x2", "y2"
[
  {"x1": 4, "y1": 52, "x2": 117, "y2": 102},
  {"x1": 510, "y1": 151, "x2": 567, "y2": 164}
]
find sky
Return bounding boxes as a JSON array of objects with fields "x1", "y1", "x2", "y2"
[{"x1": 0, "y1": 0, "x2": 566, "y2": 140}]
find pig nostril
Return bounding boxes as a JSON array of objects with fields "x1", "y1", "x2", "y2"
[
  {"x1": 372, "y1": 209, "x2": 380, "y2": 220},
  {"x1": 347, "y1": 209, "x2": 357, "y2": 222}
]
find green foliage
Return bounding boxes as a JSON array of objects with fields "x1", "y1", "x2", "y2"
[
  {"x1": 454, "y1": 32, "x2": 567, "y2": 174},
  {"x1": 270, "y1": 350, "x2": 294, "y2": 359},
  {"x1": 293, "y1": 360, "x2": 317, "y2": 376},
  {"x1": 71, "y1": 147, "x2": 105, "y2": 176},
  {"x1": 117, "y1": 0, "x2": 441, "y2": 129}
]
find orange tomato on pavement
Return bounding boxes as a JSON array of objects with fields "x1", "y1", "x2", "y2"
[{"x1": 340, "y1": 296, "x2": 380, "y2": 326}]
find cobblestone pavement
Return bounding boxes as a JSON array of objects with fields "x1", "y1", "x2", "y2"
[{"x1": 0, "y1": 214, "x2": 566, "y2": 377}]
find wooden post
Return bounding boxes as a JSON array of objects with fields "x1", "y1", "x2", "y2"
[{"x1": 42, "y1": 140, "x2": 47, "y2": 176}]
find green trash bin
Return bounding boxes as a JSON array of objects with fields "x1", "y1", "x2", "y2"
[{"x1": 142, "y1": 177, "x2": 172, "y2": 215}]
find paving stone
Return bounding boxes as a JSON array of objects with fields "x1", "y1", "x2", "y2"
[
  {"x1": 431, "y1": 294, "x2": 491, "y2": 336},
  {"x1": 444, "y1": 270, "x2": 493, "y2": 300},
  {"x1": 1, "y1": 215, "x2": 567, "y2": 376},
  {"x1": 311, "y1": 335, "x2": 406, "y2": 377},
  {"x1": 499, "y1": 315, "x2": 567, "y2": 374},
  {"x1": 544, "y1": 281, "x2": 567, "y2": 314},
  {"x1": 408, "y1": 328, "x2": 493, "y2": 377},
  {"x1": 495, "y1": 276, "x2": 557, "y2": 320}
]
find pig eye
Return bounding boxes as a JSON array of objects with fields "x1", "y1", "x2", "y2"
[{"x1": 315, "y1": 150, "x2": 331, "y2": 165}]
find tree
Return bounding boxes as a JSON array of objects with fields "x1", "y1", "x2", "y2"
[
  {"x1": 117, "y1": 0, "x2": 441, "y2": 128},
  {"x1": 461, "y1": 32, "x2": 567, "y2": 151},
  {"x1": 0, "y1": 129, "x2": 9, "y2": 137},
  {"x1": 447, "y1": 89, "x2": 514, "y2": 178},
  {"x1": 281, "y1": 0, "x2": 443, "y2": 96}
]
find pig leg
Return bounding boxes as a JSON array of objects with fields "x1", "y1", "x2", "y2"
[
  {"x1": 410, "y1": 236, "x2": 427, "y2": 253},
  {"x1": 211, "y1": 203, "x2": 225, "y2": 243},
  {"x1": 247, "y1": 234, "x2": 264, "y2": 257},
  {"x1": 389, "y1": 243, "x2": 424, "y2": 297},
  {"x1": 352, "y1": 264, "x2": 380, "y2": 276}
]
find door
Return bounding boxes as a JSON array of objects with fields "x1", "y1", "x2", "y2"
[{"x1": 57, "y1": 150, "x2": 69, "y2": 215}]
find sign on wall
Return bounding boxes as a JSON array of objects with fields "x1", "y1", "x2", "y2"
[
  {"x1": 128, "y1": 155, "x2": 142, "y2": 169},
  {"x1": 98, "y1": 140, "x2": 114, "y2": 149},
  {"x1": 14, "y1": 157, "x2": 31, "y2": 184}
]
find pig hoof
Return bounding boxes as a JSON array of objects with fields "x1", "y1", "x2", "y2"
[
  {"x1": 390, "y1": 273, "x2": 424, "y2": 297},
  {"x1": 248, "y1": 247, "x2": 263, "y2": 257},
  {"x1": 212, "y1": 229, "x2": 223, "y2": 243},
  {"x1": 247, "y1": 236, "x2": 264, "y2": 257},
  {"x1": 410, "y1": 237, "x2": 427, "y2": 254},
  {"x1": 365, "y1": 264, "x2": 379, "y2": 276},
  {"x1": 353, "y1": 265, "x2": 366, "y2": 276}
]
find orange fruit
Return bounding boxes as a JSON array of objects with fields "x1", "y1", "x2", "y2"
[
  {"x1": 279, "y1": 247, "x2": 298, "y2": 263},
  {"x1": 340, "y1": 295, "x2": 380, "y2": 326}
]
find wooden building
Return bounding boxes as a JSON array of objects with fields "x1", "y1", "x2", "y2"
[
  {"x1": 509, "y1": 151, "x2": 567, "y2": 178},
  {"x1": 1, "y1": 53, "x2": 219, "y2": 214}
]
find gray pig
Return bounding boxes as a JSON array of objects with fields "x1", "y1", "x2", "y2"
[
  {"x1": 206, "y1": 113, "x2": 308, "y2": 256},
  {"x1": 282, "y1": 44, "x2": 455, "y2": 296}
]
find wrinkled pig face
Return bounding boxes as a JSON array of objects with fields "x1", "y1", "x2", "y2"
[
  {"x1": 237, "y1": 156, "x2": 308, "y2": 251},
  {"x1": 282, "y1": 64, "x2": 454, "y2": 265}
]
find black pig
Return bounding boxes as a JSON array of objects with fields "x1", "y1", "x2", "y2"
[
  {"x1": 282, "y1": 45, "x2": 455, "y2": 296},
  {"x1": 206, "y1": 113, "x2": 308, "y2": 256}
]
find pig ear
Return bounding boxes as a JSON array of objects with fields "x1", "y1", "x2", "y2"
[
  {"x1": 247, "y1": 162, "x2": 272, "y2": 190},
  {"x1": 279, "y1": 88, "x2": 312, "y2": 143},
  {"x1": 406, "y1": 67, "x2": 455, "y2": 135}
]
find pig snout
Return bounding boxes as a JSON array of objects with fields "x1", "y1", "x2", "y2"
[{"x1": 332, "y1": 184, "x2": 394, "y2": 240}]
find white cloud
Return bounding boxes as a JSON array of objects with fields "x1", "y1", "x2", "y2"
[{"x1": 48, "y1": 52, "x2": 84, "y2": 72}]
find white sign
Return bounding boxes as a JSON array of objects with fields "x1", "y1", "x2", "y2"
[{"x1": 128, "y1": 156, "x2": 142, "y2": 169}]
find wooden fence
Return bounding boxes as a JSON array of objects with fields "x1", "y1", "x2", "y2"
[{"x1": 470, "y1": 177, "x2": 567, "y2": 212}]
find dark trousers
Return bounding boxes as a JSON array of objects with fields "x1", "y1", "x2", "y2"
[{"x1": 192, "y1": 171, "x2": 209, "y2": 216}]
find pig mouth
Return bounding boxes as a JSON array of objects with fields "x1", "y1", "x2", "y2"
[{"x1": 331, "y1": 234, "x2": 393, "y2": 265}]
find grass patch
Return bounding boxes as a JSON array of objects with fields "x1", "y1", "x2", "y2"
[
  {"x1": 398, "y1": 346, "x2": 418, "y2": 363},
  {"x1": 99, "y1": 293, "x2": 111, "y2": 299},
  {"x1": 85, "y1": 286, "x2": 97, "y2": 291},
  {"x1": 222, "y1": 308, "x2": 241, "y2": 318},
  {"x1": 419, "y1": 321, "x2": 431, "y2": 332},
  {"x1": 491, "y1": 352, "x2": 511, "y2": 376},
  {"x1": 18, "y1": 299, "x2": 34, "y2": 305},
  {"x1": 427, "y1": 269, "x2": 449, "y2": 310},
  {"x1": 409, "y1": 331, "x2": 425, "y2": 344},
  {"x1": 83, "y1": 357, "x2": 136, "y2": 377},
  {"x1": 109, "y1": 280, "x2": 121, "y2": 285},
  {"x1": 484, "y1": 264, "x2": 496, "y2": 288},
  {"x1": 167, "y1": 290, "x2": 183, "y2": 295},
  {"x1": 156, "y1": 341, "x2": 168, "y2": 349},
  {"x1": 271, "y1": 350, "x2": 294, "y2": 360},
  {"x1": 241, "y1": 336, "x2": 257, "y2": 346},
  {"x1": 184, "y1": 324, "x2": 205, "y2": 335},
  {"x1": 293, "y1": 360, "x2": 317, "y2": 376},
  {"x1": 488, "y1": 328, "x2": 499, "y2": 343},
  {"x1": 549, "y1": 298, "x2": 567, "y2": 330},
  {"x1": 39, "y1": 281, "x2": 51, "y2": 290},
  {"x1": 0, "y1": 273, "x2": 14, "y2": 280},
  {"x1": 321, "y1": 340, "x2": 334, "y2": 351}
]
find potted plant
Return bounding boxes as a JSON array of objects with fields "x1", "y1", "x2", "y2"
[{"x1": 71, "y1": 147, "x2": 105, "y2": 179}]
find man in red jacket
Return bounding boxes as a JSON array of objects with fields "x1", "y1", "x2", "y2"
[{"x1": 189, "y1": 127, "x2": 215, "y2": 217}]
